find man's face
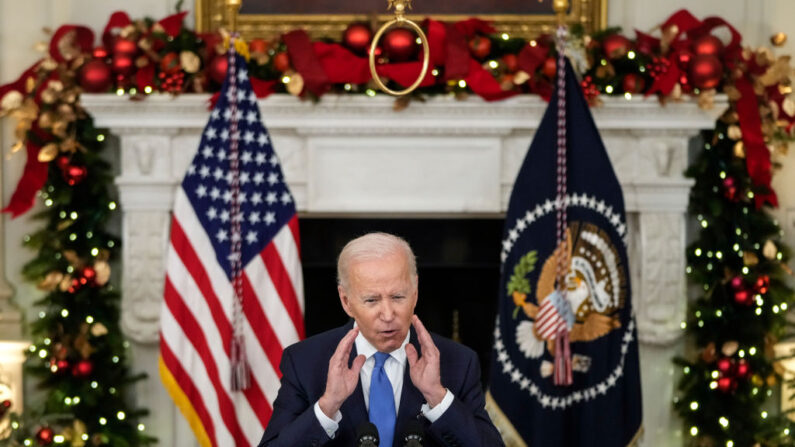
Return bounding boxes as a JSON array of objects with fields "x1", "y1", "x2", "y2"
[{"x1": 338, "y1": 252, "x2": 418, "y2": 353}]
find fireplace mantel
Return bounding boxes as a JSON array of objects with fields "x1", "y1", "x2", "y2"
[{"x1": 82, "y1": 93, "x2": 725, "y2": 447}]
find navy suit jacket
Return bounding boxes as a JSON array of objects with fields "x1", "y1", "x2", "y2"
[{"x1": 258, "y1": 321, "x2": 504, "y2": 447}]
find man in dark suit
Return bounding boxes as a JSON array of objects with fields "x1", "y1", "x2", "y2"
[{"x1": 258, "y1": 232, "x2": 504, "y2": 447}]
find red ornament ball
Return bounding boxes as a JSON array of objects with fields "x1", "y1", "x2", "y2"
[
  {"x1": 734, "y1": 289, "x2": 750, "y2": 305},
  {"x1": 542, "y1": 57, "x2": 557, "y2": 79},
  {"x1": 208, "y1": 55, "x2": 228, "y2": 84},
  {"x1": 111, "y1": 54, "x2": 135, "y2": 76},
  {"x1": 736, "y1": 360, "x2": 750, "y2": 378},
  {"x1": 468, "y1": 35, "x2": 492, "y2": 60},
  {"x1": 601, "y1": 34, "x2": 632, "y2": 60},
  {"x1": 677, "y1": 50, "x2": 693, "y2": 67},
  {"x1": 722, "y1": 176, "x2": 738, "y2": 200},
  {"x1": 63, "y1": 164, "x2": 88, "y2": 186},
  {"x1": 384, "y1": 28, "x2": 420, "y2": 62},
  {"x1": 343, "y1": 23, "x2": 373, "y2": 56},
  {"x1": 248, "y1": 38, "x2": 269, "y2": 54},
  {"x1": 622, "y1": 73, "x2": 645, "y2": 93},
  {"x1": 501, "y1": 54, "x2": 518, "y2": 73},
  {"x1": 717, "y1": 376, "x2": 733, "y2": 392},
  {"x1": 78, "y1": 60, "x2": 112, "y2": 93},
  {"x1": 56, "y1": 156, "x2": 70, "y2": 171},
  {"x1": 72, "y1": 359, "x2": 93, "y2": 378},
  {"x1": 36, "y1": 427, "x2": 55, "y2": 446},
  {"x1": 692, "y1": 34, "x2": 724, "y2": 58},
  {"x1": 82, "y1": 266, "x2": 96, "y2": 282},
  {"x1": 92, "y1": 46, "x2": 109, "y2": 59},
  {"x1": 112, "y1": 38, "x2": 138, "y2": 58},
  {"x1": 730, "y1": 276, "x2": 743, "y2": 290},
  {"x1": 272, "y1": 52, "x2": 291, "y2": 73},
  {"x1": 160, "y1": 52, "x2": 181, "y2": 75},
  {"x1": 717, "y1": 357, "x2": 732, "y2": 373},
  {"x1": 755, "y1": 275, "x2": 770, "y2": 294},
  {"x1": 689, "y1": 54, "x2": 723, "y2": 89},
  {"x1": 56, "y1": 359, "x2": 69, "y2": 371}
]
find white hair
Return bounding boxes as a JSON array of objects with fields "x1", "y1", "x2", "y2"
[{"x1": 337, "y1": 232, "x2": 417, "y2": 290}]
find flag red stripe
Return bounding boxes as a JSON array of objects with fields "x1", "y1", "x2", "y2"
[
  {"x1": 170, "y1": 218, "x2": 232, "y2": 349},
  {"x1": 169, "y1": 221, "x2": 274, "y2": 428},
  {"x1": 287, "y1": 214, "x2": 301, "y2": 258},
  {"x1": 164, "y1": 278, "x2": 250, "y2": 447},
  {"x1": 160, "y1": 339, "x2": 218, "y2": 446},
  {"x1": 261, "y1": 242, "x2": 305, "y2": 338},
  {"x1": 241, "y1": 273, "x2": 285, "y2": 375}
]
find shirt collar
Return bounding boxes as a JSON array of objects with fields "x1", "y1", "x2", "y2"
[{"x1": 353, "y1": 321, "x2": 410, "y2": 364}]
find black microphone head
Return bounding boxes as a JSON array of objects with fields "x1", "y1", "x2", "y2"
[
  {"x1": 356, "y1": 421, "x2": 380, "y2": 447},
  {"x1": 401, "y1": 420, "x2": 424, "y2": 446}
]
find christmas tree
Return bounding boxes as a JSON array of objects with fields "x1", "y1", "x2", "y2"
[{"x1": 674, "y1": 84, "x2": 795, "y2": 446}]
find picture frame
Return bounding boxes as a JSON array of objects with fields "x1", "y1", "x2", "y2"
[{"x1": 195, "y1": 0, "x2": 607, "y2": 41}]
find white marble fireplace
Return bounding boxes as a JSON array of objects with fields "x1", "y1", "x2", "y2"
[{"x1": 82, "y1": 93, "x2": 724, "y2": 447}]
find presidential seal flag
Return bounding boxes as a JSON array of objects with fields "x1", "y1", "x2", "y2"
[
  {"x1": 160, "y1": 43, "x2": 304, "y2": 447},
  {"x1": 486, "y1": 50, "x2": 642, "y2": 445}
]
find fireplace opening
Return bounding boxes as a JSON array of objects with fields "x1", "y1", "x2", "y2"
[{"x1": 299, "y1": 217, "x2": 504, "y2": 385}]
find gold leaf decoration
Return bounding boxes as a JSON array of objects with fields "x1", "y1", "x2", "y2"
[
  {"x1": 37, "y1": 143, "x2": 59, "y2": 162},
  {"x1": 93, "y1": 261, "x2": 111, "y2": 286},
  {"x1": 180, "y1": 51, "x2": 201, "y2": 74},
  {"x1": 743, "y1": 251, "x2": 759, "y2": 266},
  {"x1": 37, "y1": 271, "x2": 64, "y2": 291},
  {"x1": 733, "y1": 141, "x2": 746, "y2": 158},
  {"x1": 783, "y1": 98, "x2": 795, "y2": 117},
  {"x1": 721, "y1": 340, "x2": 739, "y2": 357},
  {"x1": 727, "y1": 125, "x2": 742, "y2": 140},
  {"x1": 763, "y1": 240, "x2": 778, "y2": 259},
  {"x1": 90, "y1": 323, "x2": 108, "y2": 337},
  {"x1": 286, "y1": 72, "x2": 304, "y2": 96},
  {"x1": 0, "y1": 90, "x2": 23, "y2": 113}
]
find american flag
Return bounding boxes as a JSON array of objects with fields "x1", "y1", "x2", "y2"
[
  {"x1": 159, "y1": 48, "x2": 304, "y2": 447},
  {"x1": 534, "y1": 296, "x2": 567, "y2": 340}
]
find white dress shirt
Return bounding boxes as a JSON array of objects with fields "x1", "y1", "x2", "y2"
[{"x1": 313, "y1": 328, "x2": 454, "y2": 438}]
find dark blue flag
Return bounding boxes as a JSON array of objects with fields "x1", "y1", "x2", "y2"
[{"x1": 487, "y1": 58, "x2": 643, "y2": 446}]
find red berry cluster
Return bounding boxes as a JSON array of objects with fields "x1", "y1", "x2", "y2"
[{"x1": 159, "y1": 71, "x2": 185, "y2": 93}]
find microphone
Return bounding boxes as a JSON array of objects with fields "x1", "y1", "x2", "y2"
[
  {"x1": 356, "y1": 422, "x2": 380, "y2": 447},
  {"x1": 401, "y1": 420, "x2": 424, "y2": 447}
]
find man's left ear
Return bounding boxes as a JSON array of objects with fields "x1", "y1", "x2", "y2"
[{"x1": 338, "y1": 284, "x2": 354, "y2": 317}]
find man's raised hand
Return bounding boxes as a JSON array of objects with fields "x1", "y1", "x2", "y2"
[
  {"x1": 406, "y1": 315, "x2": 447, "y2": 408},
  {"x1": 318, "y1": 327, "x2": 365, "y2": 418}
]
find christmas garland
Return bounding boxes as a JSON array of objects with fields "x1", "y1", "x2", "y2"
[{"x1": 0, "y1": 6, "x2": 793, "y2": 447}]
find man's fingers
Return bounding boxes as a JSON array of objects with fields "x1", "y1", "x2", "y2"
[
  {"x1": 405, "y1": 342, "x2": 418, "y2": 367},
  {"x1": 412, "y1": 315, "x2": 437, "y2": 352},
  {"x1": 350, "y1": 354, "x2": 366, "y2": 374},
  {"x1": 331, "y1": 327, "x2": 359, "y2": 364}
]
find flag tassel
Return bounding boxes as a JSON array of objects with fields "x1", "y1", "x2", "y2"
[
  {"x1": 230, "y1": 334, "x2": 251, "y2": 391},
  {"x1": 553, "y1": 328, "x2": 573, "y2": 386}
]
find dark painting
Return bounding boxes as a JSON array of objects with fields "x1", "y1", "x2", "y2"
[{"x1": 241, "y1": 0, "x2": 556, "y2": 16}]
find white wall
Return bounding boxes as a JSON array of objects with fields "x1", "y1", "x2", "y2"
[{"x1": 1, "y1": 1, "x2": 794, "y2": 446}]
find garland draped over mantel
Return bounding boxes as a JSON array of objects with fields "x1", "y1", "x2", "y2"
[{"x1": 0, "y1": 6, "x2": 794, "y2": 447}]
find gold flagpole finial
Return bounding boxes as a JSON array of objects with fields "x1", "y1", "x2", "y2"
[
  {"x1": 553, "y1": 0, "x2": 568, "y2": 25},
  {"x1": 226, "y1": 0, "x2": 242, "y2": 33}
]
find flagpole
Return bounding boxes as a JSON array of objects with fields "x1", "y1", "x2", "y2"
[
  {"x1": 553, "y1": 0, "x2": 568, "y2": 25},
  {"x1": 226, "y1": 0, "x2": 242, "y2": 33}
]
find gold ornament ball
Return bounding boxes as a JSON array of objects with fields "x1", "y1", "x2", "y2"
[{"x1": 771, "y1": 32, "x2": 787, "y2": 47}]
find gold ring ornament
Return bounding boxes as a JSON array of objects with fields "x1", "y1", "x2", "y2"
[{"x1": 368, "y1": 0, "x2": 430, "y2": 96}]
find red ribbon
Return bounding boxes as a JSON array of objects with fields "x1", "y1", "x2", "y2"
[
  {"x1": 49, "y1": 25, "x2": 95, "y2": 63},
  {"x1": 102, "y1": 11, "x2": 133, "y2": 49},
  {"x1": 735, "y1": 78, "x2": 778, "y2": 208},
  {"x1": 156, "y1": 11, "x2": 188, "y2": 38},
  {"x1": 283, "y1": 30, "x2": 330, "y2": 96},
  {"x1": 2, "y1": 141, "x2": 49, "y2": 217}
]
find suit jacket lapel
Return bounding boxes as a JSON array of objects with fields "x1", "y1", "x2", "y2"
[{"x1": 394, "y1": 327, "x2": 424, "y2": 445}]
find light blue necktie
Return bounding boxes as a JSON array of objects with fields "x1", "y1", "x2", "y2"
[{"x1": 369, "y1": 352, "x2": 396, "y2": 447}]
